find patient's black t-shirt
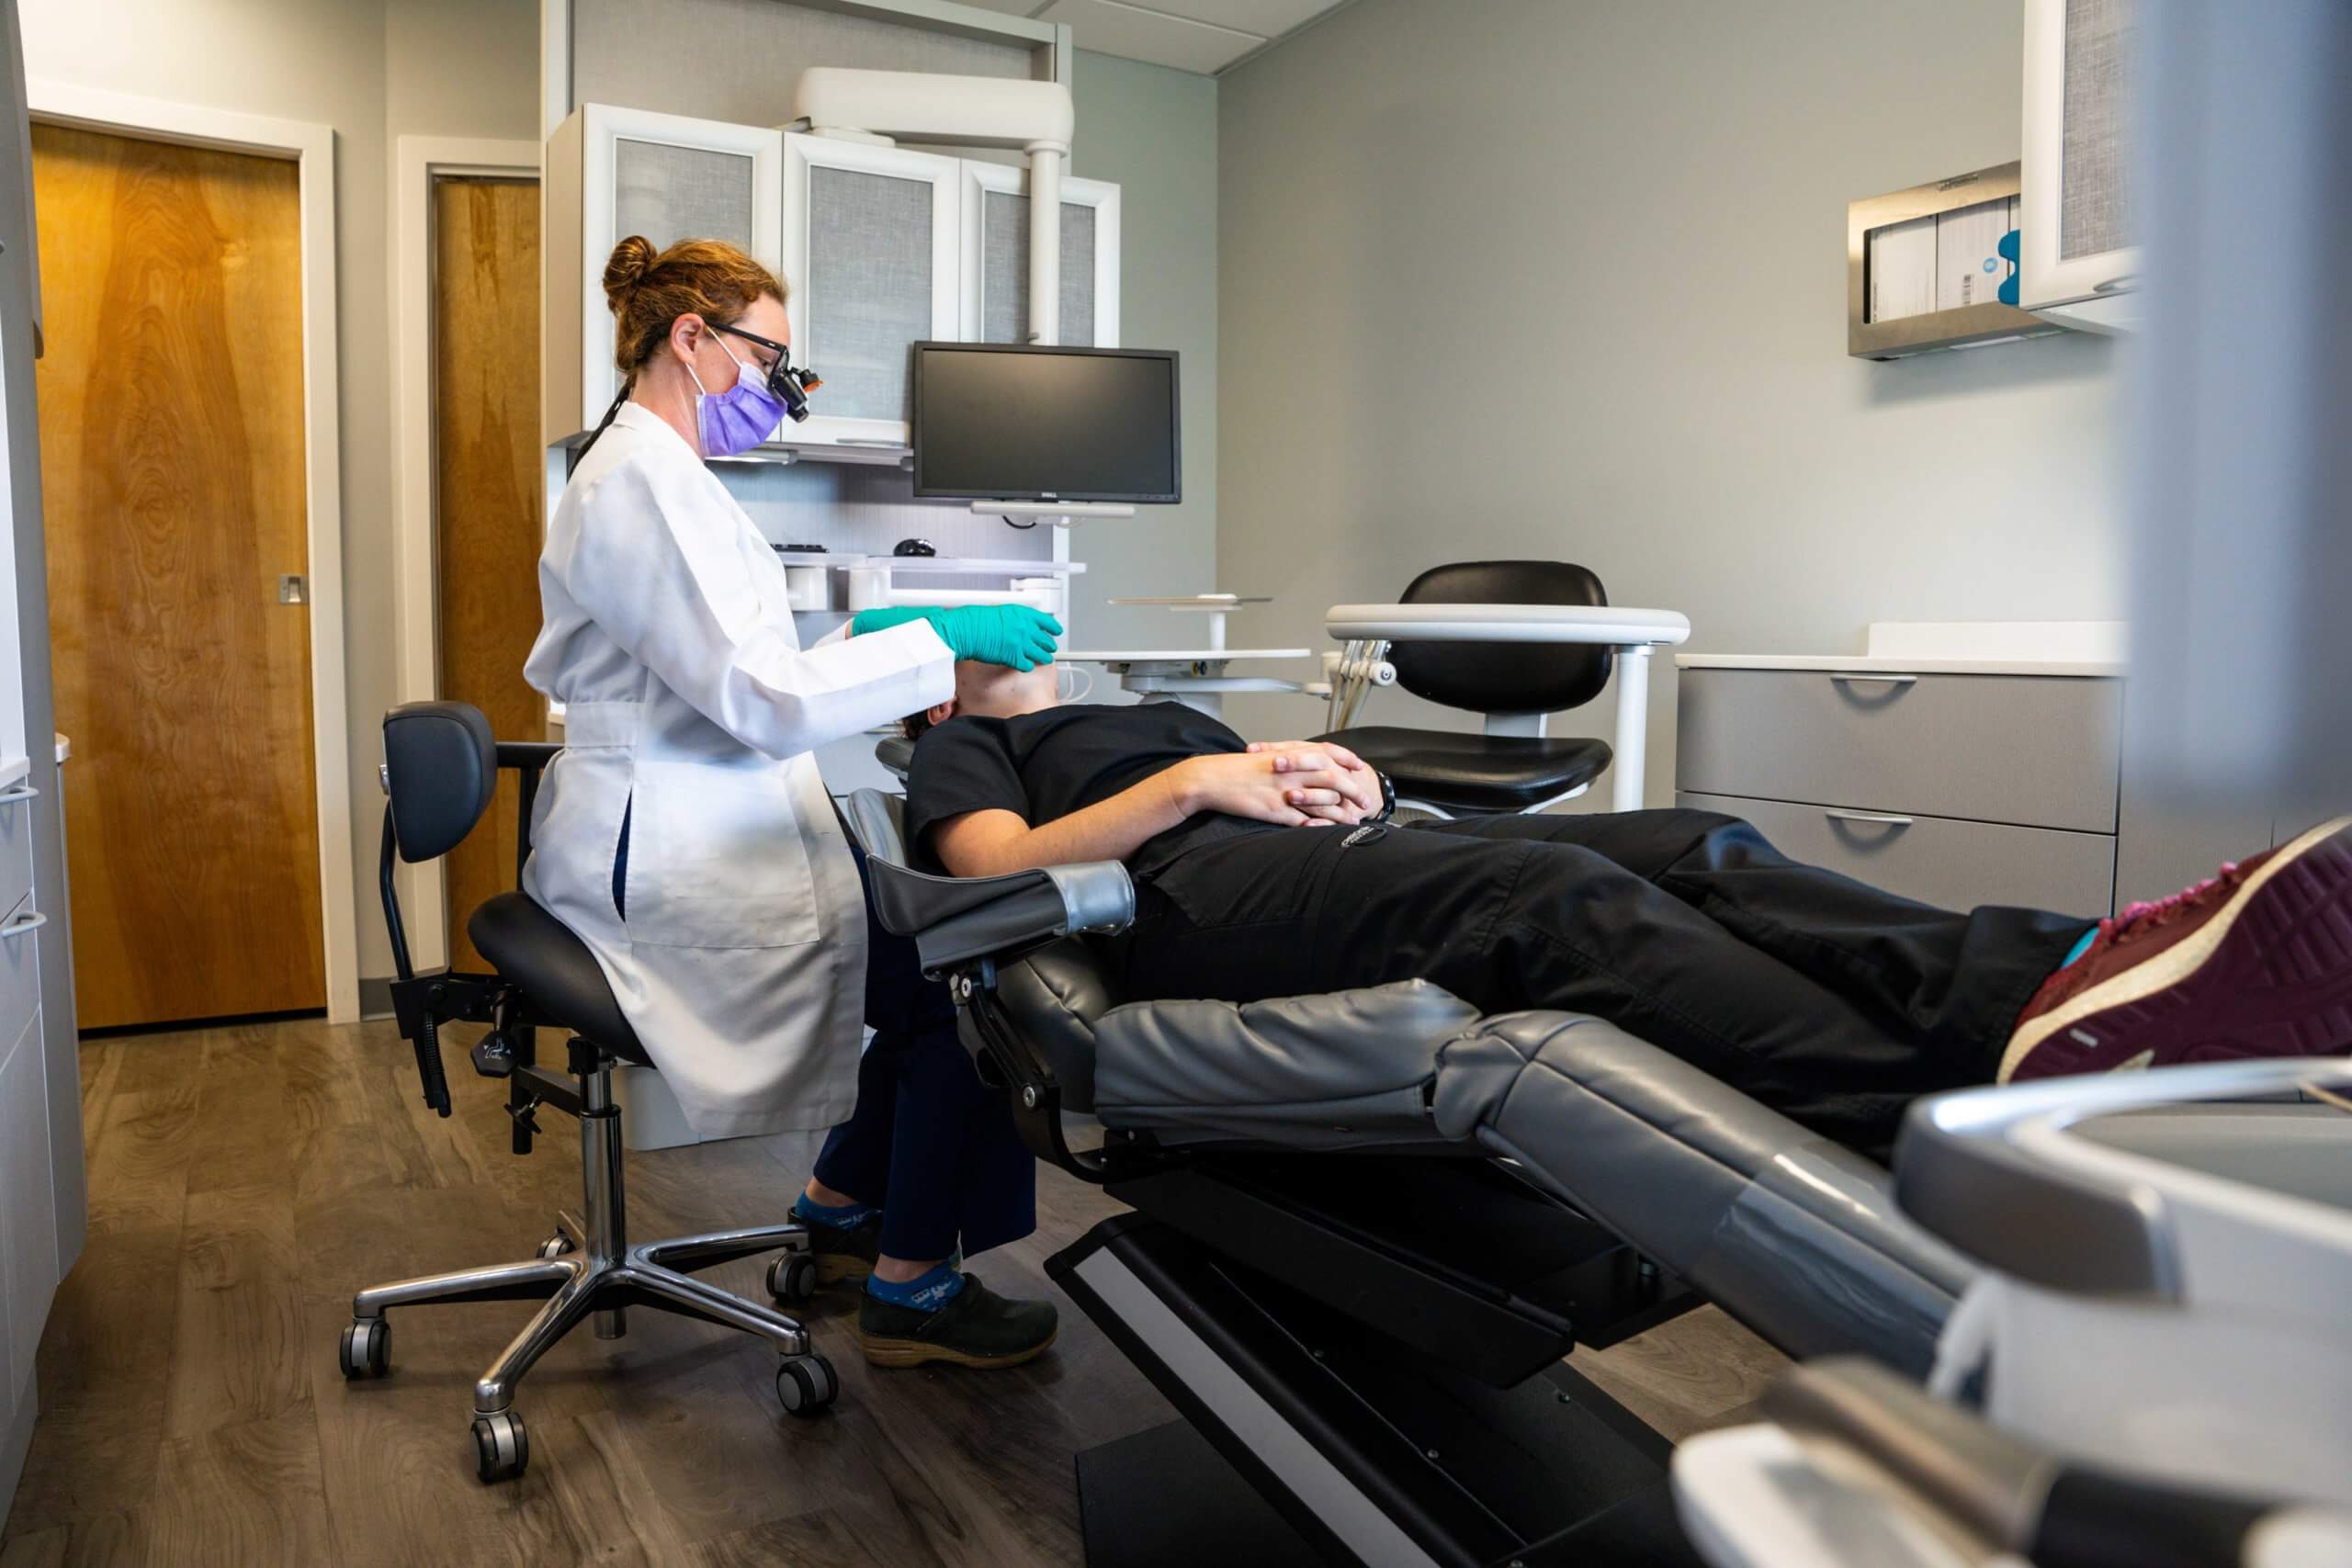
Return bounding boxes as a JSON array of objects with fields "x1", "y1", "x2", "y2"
[{"x1": 903, "y1": 702, "x2": 1281, "y2": 874}]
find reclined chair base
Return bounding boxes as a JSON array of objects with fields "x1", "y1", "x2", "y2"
[
  {"x1": 1053, "y1": 1207, "x2": 1708, "y2": 1568},
  {"x1": 337, "y1": 1051, "x2": 837, "y2": 1483},
  {"x1": 1047, "y1": 1150, "x2": 1711, "y2": 1567}
]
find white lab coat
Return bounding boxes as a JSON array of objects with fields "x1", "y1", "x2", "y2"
[{"x1": 521, "y1": 402, "x2": 954, "y2": 1136}]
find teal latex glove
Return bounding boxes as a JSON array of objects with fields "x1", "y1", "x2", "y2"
[{"x1": 851, "y1": 604, "x2": 1064, "y2": 671}]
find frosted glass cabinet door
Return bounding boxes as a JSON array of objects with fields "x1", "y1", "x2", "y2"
[
  {"x1": 958, "y1": 163, "x2": 1121, "y2": 348},
  {"x1": 549, "y1": 105, "x2": 782, "y2": 439},
  {"x1": 2020, "y1": 0, "x2": 2140, "y2": 310},
  {"x1": 780, "y1": 134, "x2": 959, "y2": 450}
]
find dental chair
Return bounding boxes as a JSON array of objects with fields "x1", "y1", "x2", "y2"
[
  {"x1": 1673, "y1": 1060, "x2": 2352, "y2": 1568},
  {"x1": 841, "y1": 785, "x2": 1975, "y2": 1567},
  {"x1": 1317, "y1": 561, "x2": 1691, "y2": 817},
  {"x1": 341, "y1": 702, "x2": 835, "y2": 1484}
]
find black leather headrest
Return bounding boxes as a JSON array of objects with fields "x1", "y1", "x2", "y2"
[
  {"x1": 1388, "y1": 559, "x2": 1613, "y2": 716},
  {"x1": 383, "y1": 702, "x2": 497, "y2": 863}
]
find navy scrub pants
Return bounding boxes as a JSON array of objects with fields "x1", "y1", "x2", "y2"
[{"x1": 809, "y1": 841, "x2": 1037, "y2": 1263}]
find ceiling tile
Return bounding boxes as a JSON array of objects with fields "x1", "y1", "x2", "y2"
[
  {"x1": 1142, "y1": 0, "x2": 1342, "y2": 38},
  {"x1": 1037, "y1": 0, "x2": 1266, "y2": 74}
]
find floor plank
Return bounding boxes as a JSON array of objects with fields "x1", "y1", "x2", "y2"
[{"x1": 4, "y1": 1015, "x2": 1791, "y2": 1563}]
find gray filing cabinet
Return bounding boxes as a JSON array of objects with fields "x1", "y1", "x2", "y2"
[{"x1": 1676, "y1": 665, "x2": 2124, "y2": 918}]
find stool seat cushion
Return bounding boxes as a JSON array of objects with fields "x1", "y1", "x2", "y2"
[{"x1": 469, "y1": 892, "x2": 648, "y2": 1064}]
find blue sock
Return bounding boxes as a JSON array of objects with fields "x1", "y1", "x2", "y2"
[
  {"x1": 794, "y1": 1192, "x2": 876, "y2": 1230},
  {"x1": 866, "y1": 1261, "x2": 967, "y2": 1313},
  {"x1": 2058, "y1": 926, "x2": 2099, "y2": 970}
]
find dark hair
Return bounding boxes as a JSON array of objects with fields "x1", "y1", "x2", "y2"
[
  {"x1": 602, "y1": 235, "x2": 786, "y2": 376},
  {"x1": 900, "y1": 709, "x2": 938, "y2": 743}
]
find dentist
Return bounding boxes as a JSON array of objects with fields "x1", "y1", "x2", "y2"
[{"x1": 523, "y1": 234, "x2": 1058, "y2": 1169}]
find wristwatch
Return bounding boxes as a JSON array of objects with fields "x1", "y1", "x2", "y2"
[{"x1": 1372, "y1": 770, "x2": 1397, "y2": 822}]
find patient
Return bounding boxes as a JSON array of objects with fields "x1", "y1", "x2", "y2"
[{"x1": 901, "y1": 663, "x2": 2352, "y2": 1152}]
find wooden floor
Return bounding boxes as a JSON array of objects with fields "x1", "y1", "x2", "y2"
[{"x1": 0, "y1": 1018, "x2": 1785, "y2": 1567}]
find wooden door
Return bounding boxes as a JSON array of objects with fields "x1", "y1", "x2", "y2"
[
  {"x1": 33, "y1": 125, "x2": 324, "y2": 1031},
  {"x1": 433, "y1": 177, "x2": 541, "y2": 970}
]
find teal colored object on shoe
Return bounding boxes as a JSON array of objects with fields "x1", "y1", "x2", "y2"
[
  {"x1": 794, "y1": 1193, "x2": 876, "y2": 1229},
  {"x1": 2059, "y1": 926, "x2": 2098, "y2": 969},
  {"x1": 850, "y1": 604, "x2": 1063, "y2": 671},
  {"x1": 866, "y1": 1261, "x2": 967, "y2": 1314}
]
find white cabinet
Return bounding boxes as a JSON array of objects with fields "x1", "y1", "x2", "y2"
[
  {"x1": 778, "y1": 133, "x2": 960, "y2": 454},
  {"x1": 544, "y1": 105, "x2": 784, "y2": 446},
  {"x1": 2020, "y1": 0, "x2": 2142, "y2": 333},
  {"x1": 0, "y1": 1005, "x2": 51, "y2": 1423},
  {"x1": 545, "y1": 114, "x2": 1126, "y2": 457},
  {"x1": 959, "y1": 163, "x2": 1121, "y2": 348}
]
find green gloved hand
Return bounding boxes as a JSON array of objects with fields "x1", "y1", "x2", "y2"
[{"x1": 851, "y1": 604, "x2": 1065, "y2": 671}]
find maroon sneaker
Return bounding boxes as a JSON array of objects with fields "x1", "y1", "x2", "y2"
[{"x1": 2001, "y1": 816, "x2": 2352, "y2": 1082}]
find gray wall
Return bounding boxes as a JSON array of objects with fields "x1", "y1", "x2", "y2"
[
  {"x1": 1215, "y1": 0, "x2": 2122, "y2": 793},
  {"x1": 1069, "y1": 49, "x2": 1219, "y2": 650}
]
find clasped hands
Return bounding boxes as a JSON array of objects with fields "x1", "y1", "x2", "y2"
[{"x1": 1164, "y1": 739, "x2": 1383, "y2": 829}]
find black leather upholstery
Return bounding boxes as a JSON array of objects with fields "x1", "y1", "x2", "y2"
[
  {"x1": 384, "y1": 702, "x2": 498, "y2": 863},
  {"x1": 1327, "y1": 728, "x2": 1613, "y2": 813},
  {"x1": 1387, "y1": 560, "x2": 1612, "y2": 715},
  {"x1": 1000, "y1": 940, "x2": 1121, "y2": 1110},
  {"x1": 874, "y1": 735, "x2": 916, "y2": 779},
  {"x1": 469, "y1": 891, "x2": 649, "y2": 1064}
]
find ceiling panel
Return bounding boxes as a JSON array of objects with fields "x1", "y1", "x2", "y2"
[
  {"x1": 1144, "y1": 0, "x2": 1343, "y2": 37},
  {"x1": 1036, "y1": 0, "x2": 1267, "y2": 74}
]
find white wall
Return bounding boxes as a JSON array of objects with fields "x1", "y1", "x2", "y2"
[{"x1": 1215, "y1": 0, "x2": 2123, "y2": 788}]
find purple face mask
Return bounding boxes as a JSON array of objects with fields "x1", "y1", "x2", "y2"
[{"x1": 687, "y1": 336, "x2": 788, "y2": 457}]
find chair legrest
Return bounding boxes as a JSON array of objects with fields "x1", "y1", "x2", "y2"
[{"x1": 352, "y1": 702, "x2": 841, "y2": 1486}]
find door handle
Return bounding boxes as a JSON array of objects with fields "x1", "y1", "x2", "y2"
[
  {"x1": 1826, "y1": 809, "x2": 1914, "y2": 828},
  {"x1": 1829, "y1": 673, "x2": 1918, "y2": 686},
  {"x1": 0, "y1": 782, "x2": 36, "y2": 804},
  {"x1": 1, "y1": 908, "x2": 47, "y2": 939}
]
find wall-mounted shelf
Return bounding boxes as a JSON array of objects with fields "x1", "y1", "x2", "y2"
[{"x1": 1849, "y1": 162, "x2": 2065, "y2": 360}]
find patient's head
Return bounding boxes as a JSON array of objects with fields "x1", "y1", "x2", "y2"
[{"x1": 903, "y1": 660, "x2": 1060, "y2": 741}]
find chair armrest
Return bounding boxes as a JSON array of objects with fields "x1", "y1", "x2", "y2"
[
  {"x1": 862, "y1": 853, "x2": 1135, "y2": 972},
  {"x1": 1324, "y1": 603, "x2": 1691, "y2": 647},
  {"x1": 496, "y1": 741, "x2": 562, "y2": 772}
]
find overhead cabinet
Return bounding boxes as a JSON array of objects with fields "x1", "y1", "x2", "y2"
[
  {"x1": 2019, "y1": 0, "x2": 2140, "y2": 333},
  {"x1": 959, "y1": 162, "x2": 1120, "y2": 348},
  {"x1": 548, "y1": 110, "x2": 1122, "y2": 456},
  {"x1": 545, "y1": 104, "x2": 784, "y2": 448},
  {"x1": 778, "y1": 133, "x2": 960, "y2": 454}
]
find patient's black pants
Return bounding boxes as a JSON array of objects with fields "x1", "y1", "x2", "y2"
[{"x1": 1115, "y1": 809, "x2": 2089, "y2": 1152}]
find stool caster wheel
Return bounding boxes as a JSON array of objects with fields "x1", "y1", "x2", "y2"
[
  {"x1": 767, "y1": 1252, "x2": 817, "y2": 1303},
  {"x1": 338, "y1": 1317, "x2": 390, "y2": 1380},
  {"x1": 537, "y1": 1232, "x2": 575, "y2": 1259},
  {"x1": 776, "y1": 1353, "x2": 837, "y2": 1419},
  {"x1": 472, "y1": 1410, "x2": 528, "y2": 1483}
]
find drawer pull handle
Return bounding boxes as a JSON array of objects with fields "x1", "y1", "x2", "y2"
[
  {"x1": 0, "y1": 783, "x2": 38, "y2": 803},
  {"x1": 1, "y1": 908, "x2": 47, "y2": 939},
  {"x1": 1826, "y1": 809, "x2": 1914, "y2": 828},
  {"x1": 1829, "y1": 673, "x2": 1918, "y2": 686}
]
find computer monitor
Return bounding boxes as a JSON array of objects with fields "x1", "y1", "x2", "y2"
[{"x1": 910, "y1": 343, "x2": 1181, "y2": 503}]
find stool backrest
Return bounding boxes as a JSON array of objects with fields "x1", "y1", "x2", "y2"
[
  {"x1": 1388, "y1": 560, "x2": 1613, "y2": 716},
  {"x1": 383, "y1": 702, "x2": 497, "y2": 863}
]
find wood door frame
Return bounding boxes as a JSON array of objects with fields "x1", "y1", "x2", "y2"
[
  {"x1": 393, "y1": 137, "x2": 540, "y2": 973},
  {"x1": 28, "y1": 82, "x2": 360, "y2": 1024}
]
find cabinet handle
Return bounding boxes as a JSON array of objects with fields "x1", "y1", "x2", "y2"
[
  {"x1": 1826, "y1": 809, "x2": 1914, "y2": 828},
  {"x1": 2091, "y1": 273, "x2": 2139, "y2": 294},
  {"x1": 1, "y1": 908, "x2": 46, "y2": 939},
  {"x1": 832, "y1": 438, "x2": 908, "y2": 449},
  {"x1": 1828, "y1": 673, "x2": 1917, "y2": 686},
  {"x1": 0, "y1": 783, "x2": 37, "y2": 803}
]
